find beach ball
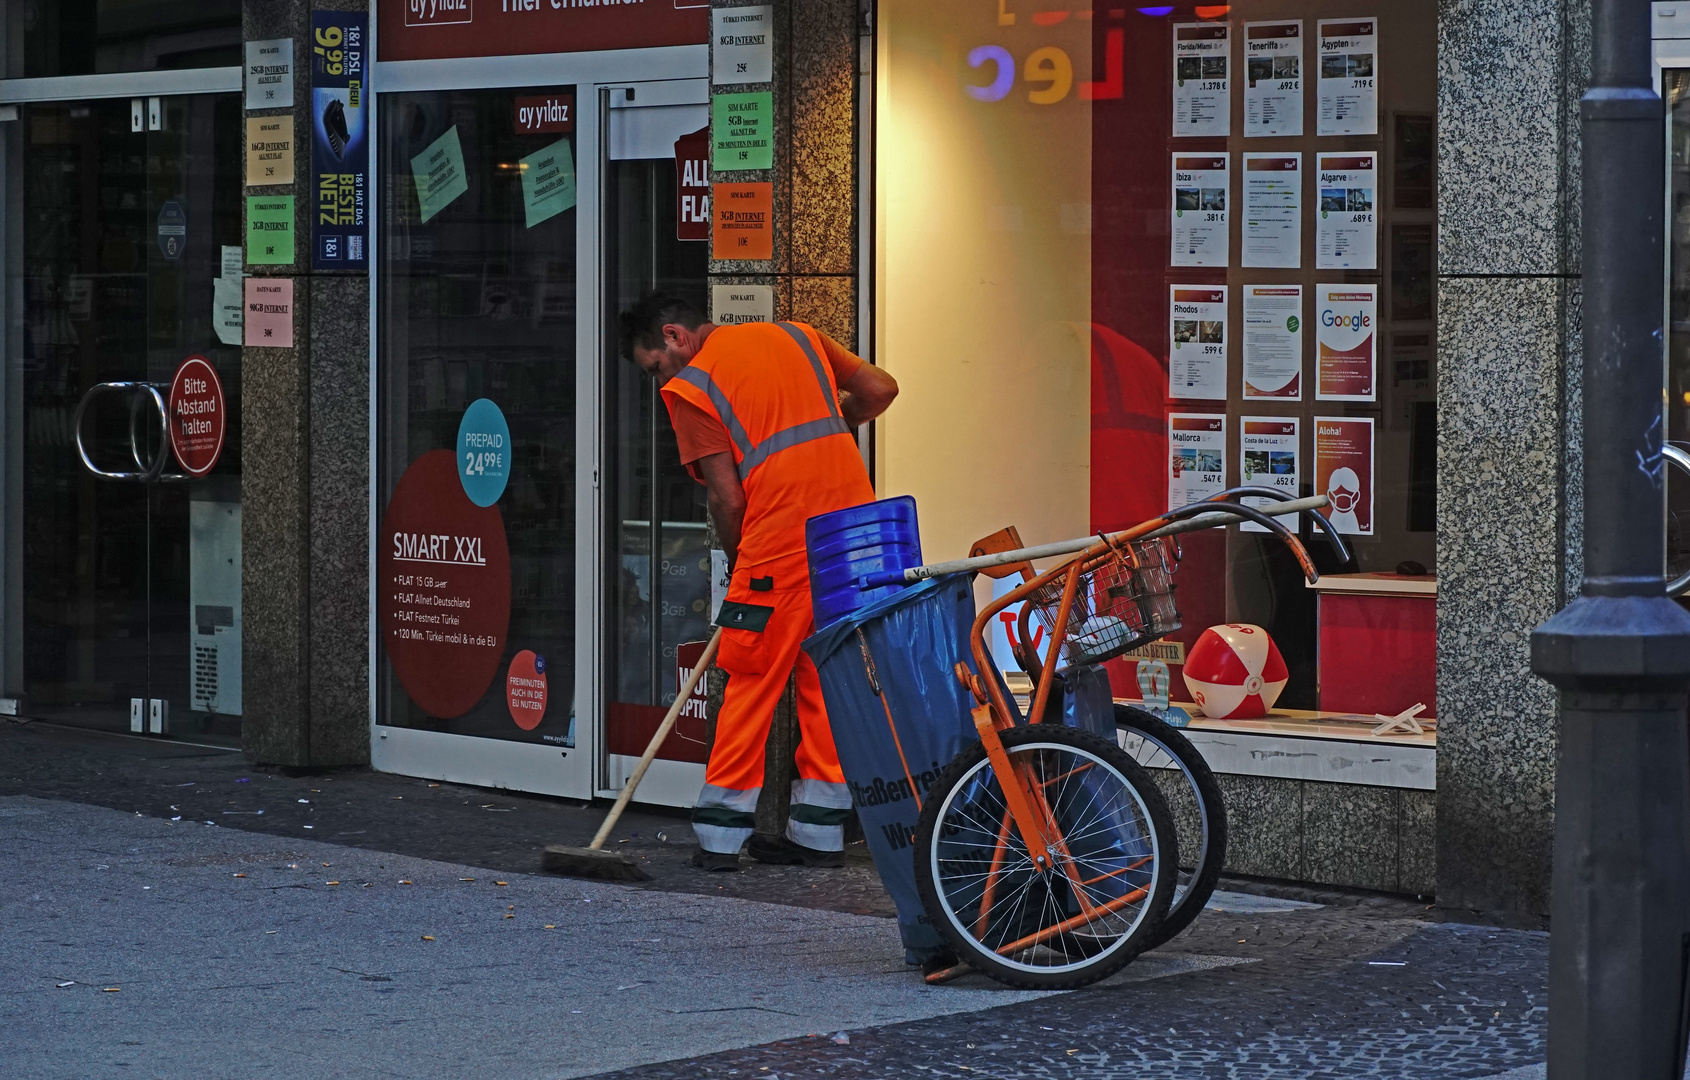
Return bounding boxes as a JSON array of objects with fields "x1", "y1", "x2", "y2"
[{"x1": 1182, "y1": 623, "x2": 1288, "y2": 719}]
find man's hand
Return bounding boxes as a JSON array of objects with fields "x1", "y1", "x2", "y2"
[
  {"x1": 838, "y1": 363, "x2": 899, "y2": 429},
  {"x1": 696, "y1": 451, "x2": 747, "y2": 573}
]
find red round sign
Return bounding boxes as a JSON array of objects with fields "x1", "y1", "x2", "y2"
[
  {"x1": 506, "y1": 650, "x2": 548, "y2": 730},
  {"x1": 167, "y1": 355, "x2": 226, "y2": 477},
  {"x1": 378, "y1": 450, "x2": 512, "y2": 719}
]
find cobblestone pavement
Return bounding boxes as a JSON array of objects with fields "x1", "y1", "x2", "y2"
[{"x1": 2, "y1": 720, "x2": 1549, "y2": 1078}]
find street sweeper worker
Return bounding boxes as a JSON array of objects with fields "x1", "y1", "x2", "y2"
[{"x1": 621, "y1": 293, "x2": 899, "y2": 872}]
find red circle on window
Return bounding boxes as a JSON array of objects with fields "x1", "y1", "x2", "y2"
[
  {"x1": 506, "y1": 650, "x2": 548, "y2": 730},
  {"x1": 167, "y1": 355, "x2": 226, "y2": 477},
  {"x1": 378, "y1": 450, "x2": 512, "y2": 719}
]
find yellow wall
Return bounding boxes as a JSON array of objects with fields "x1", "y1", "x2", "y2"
[{"x1": 874, "y1": 1, "x2": 1093, "y2": 562}]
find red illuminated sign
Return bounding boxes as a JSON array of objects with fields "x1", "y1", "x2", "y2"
[{"x1": 380, "y1": 1, "x2": 707, "y2": 63}]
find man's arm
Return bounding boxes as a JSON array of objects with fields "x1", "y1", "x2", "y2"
[
  {"x1": 838, "y1": 363, "x2": 899, "y2": 429},
  {"x1": 696, "y1": 451, "x2": 747, "y2": 573}
]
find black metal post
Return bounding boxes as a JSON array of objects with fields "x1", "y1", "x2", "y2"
[{"x1": 1531, "y1": 0, "x2": 1690, "y2": 1075}]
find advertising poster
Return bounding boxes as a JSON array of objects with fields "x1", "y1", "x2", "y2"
[
  {"x1": 1240, "y1": 417, "x2": 1300, "y2": 532},
  {"x1": 243, "y1": 278, "x2": 294, "y2": 348},
  {"x1": 1244, "y1": 21, "x2": 1303, "y2": 136},
  {"x1": 1316, "y1": 152, "x2": 1378, "y2": 269},
  {"x1": 1316, "y1": 284, "x2": 1377, "y2": 402},
  {"x1": 711, "y1": 91, "x2": 773, "y2": 170},
  {"x1": 1171, "y1": 154, "x2": 1229, "y2": 267},
  {"x1": 1314, "y1": 416, "x2": 1375, "y2": 535},
  {"x1": 1390, "y1": 222, "x2": 1435, "y2": 322},
  {"x1": 1169, "y1": 286, "x2": 1228, "y2": 401},
  {"x1": 245, "y1": 116, "x2": 294, "y2": 186},
  {"x1": 411, "y1": 127, "x2": 467, "y2": 224},
  {"x1": 1242, "y1": 153, "x2": 1301, "y2": 268},
  {"x1": 310, "y1": 11, "x2": 367, "y2": 269},
  {"x1": 1317, "y1": 18, "x2": 1378, "y2": 136},
  {"x1": 712, "y1": 182, "x2": 773, "y2": 260},
  {"x1": 675, "y1": 127, "x2": 710, "y2": 241},
  {"x1": 1172, "y1": 23, "x2": 1230, "y2": 137},
  {"x1": 244, "y1": 39, "x2": 294, "y2": 109},
  {"x1": 1169, "y1": 413, "x2": 1227, "y2": 511},
  {"x1": 378, "y1": 451, "x2": 513, "y2": 718},
  {"x1": 712, "y1": 5, "x2": 773, "y2": 85},
  {"x1": 1243, "y1": 285, "x2": 1302, "y2": 399}
]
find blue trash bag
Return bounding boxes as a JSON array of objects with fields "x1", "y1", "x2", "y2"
[
  {"x1": 802, "y1": 573, "x2": 985, "y2": 964},
  {"x1": 1061, "y1": 662, "x2": 1118, "y2": 742}
]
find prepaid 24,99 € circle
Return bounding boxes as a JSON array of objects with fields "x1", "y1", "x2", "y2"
[{"x1": 379, "y1": 450, "x2": 511, "y2": 718}]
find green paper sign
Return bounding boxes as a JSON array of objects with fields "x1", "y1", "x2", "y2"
[
  {"x1": 520, "y1": 137, "x2": 577, "y2": 229},
  {"x1": 412, "y1": 126, "x2": 468, "y2": 224},
  {"x1": 246, "y1": 195, "x2": 295, "y2": 264},
  {"x1": 711, "y1": 91, "x2": 772, "y2": 171}
]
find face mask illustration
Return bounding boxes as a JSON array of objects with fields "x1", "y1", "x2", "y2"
[{"x1": 1326, "y1": 465, "x2": 1362, "y2": 533}]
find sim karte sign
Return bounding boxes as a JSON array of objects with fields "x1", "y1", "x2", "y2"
[{"x1": 382, "y1": 0, "x2": 708, "y2": 62}]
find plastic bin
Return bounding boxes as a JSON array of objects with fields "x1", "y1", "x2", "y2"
[
  {"x1": 802, "y1": 572, "x2": 980, "y2": 963},
  {"x1": 805, "y1": 496, "x2": 923, "y2": 629}
]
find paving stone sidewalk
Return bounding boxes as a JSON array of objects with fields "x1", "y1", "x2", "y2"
[{"x1": 1, "y1": 720, "x2": 1550, "y2": 1078}]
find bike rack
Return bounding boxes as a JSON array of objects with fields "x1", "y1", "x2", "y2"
[{"x1": 72, "y1": 381, "x2": 189, "y2": 483}]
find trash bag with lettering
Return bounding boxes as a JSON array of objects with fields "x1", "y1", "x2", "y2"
[
  {"x1": 1060, "y1": 662, "x2": 1118, "y2": 741},
  {"x1": 801, "y1": 573, "x2": 983, "y2": 965}
]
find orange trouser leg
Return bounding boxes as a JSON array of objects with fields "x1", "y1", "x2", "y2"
[{"x1": 693, "y1": 580, "x2": 851, "y2": 853}]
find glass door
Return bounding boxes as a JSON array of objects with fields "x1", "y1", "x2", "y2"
[
  {"x1": 12, "y1": 94, "x2": 244, "y2": 740},
  {"x1": 600, "y1": 88, "x2": 710, "y2": 795}
]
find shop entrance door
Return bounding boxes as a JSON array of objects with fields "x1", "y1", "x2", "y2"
[
  {"x1": 13, "y1": 94, "x2": 244, "y2": 741},
  {"x1": 600, "y1": 82, "x2": 711, "y2": 805}
]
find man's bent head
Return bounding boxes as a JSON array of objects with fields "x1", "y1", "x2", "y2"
[{"x1": 619, "y1": 292, "x2": 711, "y2": 384}]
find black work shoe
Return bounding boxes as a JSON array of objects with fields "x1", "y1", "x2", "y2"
[
  {"x1": 748, "y1": 833, "x2": 846, "y2": 868},
  {"x1": 690, "y1": 847, "x2": 742, "y2": 872}
]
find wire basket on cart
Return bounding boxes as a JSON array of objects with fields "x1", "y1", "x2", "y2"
[{"x1": 1027, "y1": 536, "x2": 1181, "y2": 667}]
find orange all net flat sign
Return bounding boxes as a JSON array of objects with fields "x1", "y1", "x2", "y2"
[{"x1": 713, "y1": 182, "x2": 773, "y2": 260}]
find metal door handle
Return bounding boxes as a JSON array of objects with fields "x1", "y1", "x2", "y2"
[{"x1": 72, "y1": 381, "x2": 188, "y2": 482}]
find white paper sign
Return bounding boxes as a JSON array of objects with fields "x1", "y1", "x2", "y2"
[
  {"x1": 1171, "y1": 154, "x2": 1229, "y2": 267},
  {"x1": 1244, "y1": 21, "x2": 1304, "y2": 136},
  {"x1": 1173, "y1": 23, "x2": 1230, "y2": 137},
  {"x1": 212, "y1": 244, "x2": 245, "y2": 346},
  {"x1": 1169, "y1": 414, "x2": 1228, "y2": 511},
  {"x1": 1240, "y1": 417, "x2": 1301, "y2": 531},
  {"x1": 1316, "y1": 152, "x2": 1378, "y2": 269},
  {"x1": 1317, "y1": 18, "x2": 1378, "y2": 136},
  {"x1": 1169, "y1": 286, "x2": 1228, "y2": 401},
  {"x1": 1242, "y1": 153, "x2": 1301, "y2": 268},
  {"x1": 713, "y1": 6, "x2": 773, "y2": 85},
  {"x1": 1243, "y1": 285, "x2": 1303, "y2": 400},
  {"x1": 1315, "y1": 283, "x2": 1378, "y2": 402},
  {"x1": 711, "y1": 283, "x2": 775, "y2": 325},
  {"x1": 244, "y1": 39, "x2": 294, "y2": 110}
]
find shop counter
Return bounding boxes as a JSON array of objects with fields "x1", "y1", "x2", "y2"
[{"x1": 1308, "y1": 573, "x2": 1437, "y2": 719}]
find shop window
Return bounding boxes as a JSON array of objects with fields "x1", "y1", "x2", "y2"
[
  {"x1": 377, "y1": 88, "x2": 582, "y2": 746},
  {"x1": 878, "y1": 2, "x2": 1437, "y2": 712}
]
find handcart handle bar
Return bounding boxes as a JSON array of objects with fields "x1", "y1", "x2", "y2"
[{"x1": 863, "y1": 494, "x2": 1331, "y2": 588}]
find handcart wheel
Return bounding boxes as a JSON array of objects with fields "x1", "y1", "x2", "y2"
[
  {"x1": 912, "y1": 725, "x2": 1177, "y2": 990},
  {"x1": 1113, "y1": 705, "x2": 1227, "y2": 948}
]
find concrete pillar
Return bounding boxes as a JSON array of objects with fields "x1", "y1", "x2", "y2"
[
  {"x1": 1434, "y1": 0, "x2": 1587, "y2": 917},
  {"x1": 240, "y1": 0, "x2": 371, "y2": 768},
  {"x1": 707, "y1": 0, "x2": 863, "y2": 834}
]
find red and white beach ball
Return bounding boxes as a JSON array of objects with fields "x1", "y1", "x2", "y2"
[{"x1": 1182, "y1": 624, "x2": 1288, "y2": 719}]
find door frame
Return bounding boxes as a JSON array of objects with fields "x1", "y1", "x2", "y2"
[{"x1": 367, "y1": 45, "x2": 708, "y2": 802}]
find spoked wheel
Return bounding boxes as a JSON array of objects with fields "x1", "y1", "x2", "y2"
[
  {"x1": 913, "y1": 725, "x2": 1177, "y2": 989},
  {"x1": 1114, "y1": 705, "x2": 1227, "y2": 948}
]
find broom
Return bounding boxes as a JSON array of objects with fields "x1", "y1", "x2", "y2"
[{"x1": 540, "y1": 627, "x2": 723, "y2": 881}]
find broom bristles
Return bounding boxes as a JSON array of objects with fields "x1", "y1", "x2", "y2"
[{"x1": 539, "y1": 844, "x2": 652, "y2": 882}]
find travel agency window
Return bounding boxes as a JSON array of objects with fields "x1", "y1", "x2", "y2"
[
  {"x1": 876, "y1": 2, "x2": 1436, "y2": 726},
  {"x1": 371, "y1": 5, "x2": 708, "y2": 798}
]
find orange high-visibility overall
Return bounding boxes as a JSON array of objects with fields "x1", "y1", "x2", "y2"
[{"x1": 660, "y1": 322, "x2": 875, "y2": 853}]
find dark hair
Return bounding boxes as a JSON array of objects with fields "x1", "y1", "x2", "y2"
[{"x1": 618, "y1": 293, "x2": 705, "y2": 359}]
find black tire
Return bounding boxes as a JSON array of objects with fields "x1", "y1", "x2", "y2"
[
  {"x1": 913, "y1": 725, "x2": 1177, "y2": 990},
  {"x1": 1114, "y1": 704, "x2": 1227, "y2": 948}
]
